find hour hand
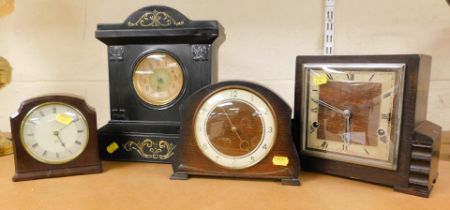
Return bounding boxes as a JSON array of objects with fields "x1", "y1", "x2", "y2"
[
  {"x1": 311, "y1": 98, "x2": 344, "y2": 114},
  {"x1": 53, "y1": 131, "x2": 66, "y2": 148}
]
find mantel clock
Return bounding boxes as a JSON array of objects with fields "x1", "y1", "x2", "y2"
[
  {"x1": 294, "y1": 55, "x2": 441, "y2": 197},
  {"x1": 10, "y1": 95, "x2": 102, "y2": 181},
  {"x1": 172, "y1": 81, "x2": 300, "y2": 185},
  {"x1": 96, "y1": 5, "x2": 225, "y2": 163}
]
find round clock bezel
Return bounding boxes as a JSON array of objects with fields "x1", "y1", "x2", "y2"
[
  {"x1": 20, "y1": 102, "x2": 90, "y2": 165},
  {"x1": 193, "y1": 85, "x2": 278, "y2": 170},
  {"x1": 131, "y1": 50, "x2": 187, "y2": 109}
]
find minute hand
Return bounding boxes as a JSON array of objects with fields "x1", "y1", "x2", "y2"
[{"x1": 311, "y1": 98, "x2": 344, "y2": 114}]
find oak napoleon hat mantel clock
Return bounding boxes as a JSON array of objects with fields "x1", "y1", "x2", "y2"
[
  {"x1": 10, "y1": 95, "x2": 102, "y2": 181},
  {"x1": 294, "y1": 55, "x2": 441, "y2": 197},
  {"x1": 96, "y1": 5, "x2": 225, "y2": 163},
  {"x1": 172, "y1": 81, "x2": 300, "y2": 185}
]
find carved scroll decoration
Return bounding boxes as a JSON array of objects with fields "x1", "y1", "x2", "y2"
[
  {"x1": 127, "y1": 9, "x2": 185, "y2": 27},
  {"x1": 123, "y1": 139, "x2": 175, "y2": 160}
]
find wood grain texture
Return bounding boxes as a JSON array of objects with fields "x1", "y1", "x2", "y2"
[
  {"x1": 394, "y1": 121, "x2": 441, "y2": 197},
  {"x1": 9, "y1": 95, "x2": 102, "y2": 181},
  {"x1": 207, "y1": 101, "x2": 263, "y2": 156},
  {"x1": 294, "y1": 54, "x2": 439, "y2": 197},
  {"x1": 172, "y1": 81, "x2": 300, "y2": 184},
  {"x1": 317, "y1": 81, "x2": 381, "y2": 145},
  {"x1": 440, "y1": 131, "x2": 450, "y2": 160},
  {"x1": 1, "y1": 1, "x2": 450, "y2": 133},
  {"x1": 2, "y1": 156, "x2": 450, "y2": 209}
]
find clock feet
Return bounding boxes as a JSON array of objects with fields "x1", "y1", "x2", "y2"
[
  {"x1": 170, "y1": 172, "x2": 189, "y2": 180},
  {"x1": 281, "y1": 178, "x2": 301, "y2": 186}
]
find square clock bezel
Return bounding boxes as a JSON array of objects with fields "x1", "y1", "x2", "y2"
[
  {"x1": 293, "y1": 54, "x2": 433, "y2": 191},
  {"x1": 300, "y1": 63, "x2": 406, "y2": 170}
]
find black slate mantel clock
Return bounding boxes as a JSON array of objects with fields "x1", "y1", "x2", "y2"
[{"x1": 96, "y1": 5, "x2": 225, "y2": 163}]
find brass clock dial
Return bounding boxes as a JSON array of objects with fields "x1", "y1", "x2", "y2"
[
  {"x1": 194, "y1": 87, "x2": 277, "y2": 169},
  {"x1": 301, "y1": 64, "x2": 405, "y2": 170},
  {"x1": 20, "y1": 102, "x2": 89, "y2": 164},
  {"x1": 132, "y1": 52, "x2": 184, "y2": 106}
]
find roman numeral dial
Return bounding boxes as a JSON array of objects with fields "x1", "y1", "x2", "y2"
[
  {"x1": 20, "y1": 103, "x2": 89, "y2": 164},
  {"x1": 302, "y1": 64, "x2": 404, "y2": 170}
]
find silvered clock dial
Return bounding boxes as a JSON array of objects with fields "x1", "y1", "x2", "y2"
[{"x1": 302, "y1": 63, "x2": 405, "y2": 170}]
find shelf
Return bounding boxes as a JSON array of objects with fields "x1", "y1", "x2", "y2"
[{"x1": 0, "y1": 154, "x2": 449, "y2": 209}]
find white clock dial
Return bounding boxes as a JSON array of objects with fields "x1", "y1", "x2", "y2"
[
  {"x1": 20, "y1": 103, "x2": 89, "y2": 164},
  {"x1": 194, "y1": 88, "x2": 277, "y2": 170}
]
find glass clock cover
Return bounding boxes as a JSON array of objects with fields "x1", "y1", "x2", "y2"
[
  {"x1": 301, "y1": 63, "x2": 405, "y2": 170},
  {"x1": 132, "y1": 52, "x2": 184, "y2": 106},
  {"x1": 20, "y1": 102, "x2": 89, "y2": 164},
  {"x1": 194, "y1": 87, "x2": 277, "y2": 169}
]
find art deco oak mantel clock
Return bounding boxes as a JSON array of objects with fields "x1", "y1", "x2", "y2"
[
  {"x1": 172, "y1": 81, "x2": 300, "y2": 185},
  {"x1": 96, "y1": 5, "x2": 225, "y2": 163},
  {"x1": 294, "y1": 55, "x2": 441, "y2": 197},
  {"x1": 10, "y1": 95, "x2": 102, "y2": 181}
]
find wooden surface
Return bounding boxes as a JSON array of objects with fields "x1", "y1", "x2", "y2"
[
  {"x1": 0, "y1": 154, "x2": 449, "y2": 210},
  {"x1": 0, "y1": 131, "x2": 448, "y2": 209},
  {"x1": 441, "y1": 131, "x2": 450, "y2": 160}
]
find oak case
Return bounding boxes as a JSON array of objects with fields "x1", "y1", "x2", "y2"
[
  {"x1": 172, "y1": 81, "x2": 300, "y2": 185},
  {"x1": 10, "y1": 95, "x2": 102, "y2": 181},
  {"x1": 294, "y1": 55, "x2": 441, "y2": 197}
]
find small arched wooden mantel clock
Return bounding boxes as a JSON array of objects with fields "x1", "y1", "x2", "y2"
[
  {"x1": 172, "y1": 81, "x2": 300, "y2": 185},
  {"x1": 96, "y1": 5, "x2": 225, "y2": 163},
  {"x1": 10, "y1": 95, "x2": 102, "y2": 181}
]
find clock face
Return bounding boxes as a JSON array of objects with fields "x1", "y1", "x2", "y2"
[
  {"x1": 132, "y1": 52, "x2": 184, "y2": 106},
  {"x1": 20, "y1": 103, "x2": 89, "y2": 164},
  {"x1": 194, "y1": 87, "x2": 277, "y2": 169},
  {"x1": 301, "y1": 63, "x2": 405, "y2": 170}
]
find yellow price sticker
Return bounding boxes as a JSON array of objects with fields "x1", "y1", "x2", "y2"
[
  {"x1": 106, "y1": 142, "x2": 119, "y2": 154},
  {"x1": 313, "y1": 74, "x2": 328, "y2": 86},
  {"x1": 55, "y1": 113, "x2": 73, "y2": 125},
  {"x1": 272, "y1": 156, "x2": 289, "y2": 166}
]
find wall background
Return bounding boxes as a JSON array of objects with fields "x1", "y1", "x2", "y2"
[{"x1": 0, "y1": 0, "x2": 449, "y2": 131}]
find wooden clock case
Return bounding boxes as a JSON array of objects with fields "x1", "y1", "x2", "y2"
[
  {"x1": 294, "y1": 55, "x2": 441, "y2": 197},
  {"x1": 172, "y1": 81, "x2": 300, "y2": 185},
  {"x1": 96, "y1": 5, "x2": 225, "y2": 163},
  {"x1": 10, "y1": 95, "x2": 102, "y2": 181}
]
